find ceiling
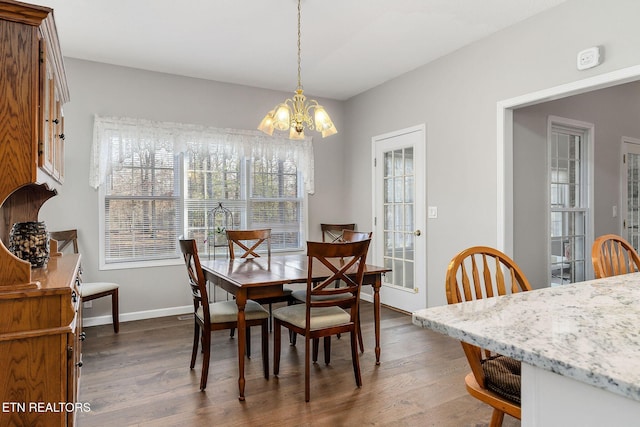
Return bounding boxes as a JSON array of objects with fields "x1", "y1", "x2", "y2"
[{"x1": 29, "y1": 0, "x2": 567, "y2": 100}]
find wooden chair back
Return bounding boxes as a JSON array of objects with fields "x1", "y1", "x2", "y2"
[
  {"x1": 342, "y1": 229, "x2": 372, "y2": 242},
  {"x1": 305, "y1": 240, "x2": 370, "y2": 318},
  {"x1": 179, "y1": 239, "x2": 209, "y2": 322},
  {"x1": 591, "y1": 234, "x2": 640, "y2": 279},
  {"x1": 320, "y1": 223, "x2": 356, "y2": 242},
  {"x1": 49, "y1": 229, "x2": 79, "y2": 254},
  {"x1": 50, "y1": 228, "x2": 120, "y2": 333},
  {"x1": 446, "y1": 246, "x2": 531, "y2": 306},
  {"x1": 445, "y1": 246, "x2": 531, "y2": 425},
  {"x1": 226, "y1": 229, "x2": 271, "y2": 259}
]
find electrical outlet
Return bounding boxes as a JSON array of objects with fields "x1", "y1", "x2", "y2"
[{"x1": 83, "y1": 301, "x2": 92, "y2": 309}]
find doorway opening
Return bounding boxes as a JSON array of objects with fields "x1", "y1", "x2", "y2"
[{"x1": 498, "y1": 64, "x2": 640, "y2": 257}]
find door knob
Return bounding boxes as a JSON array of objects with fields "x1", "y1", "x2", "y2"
[{"x1": 414, "y1": 230, "x2": 422, "y2": 236}]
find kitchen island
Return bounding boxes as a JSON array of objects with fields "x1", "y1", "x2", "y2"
[{"x1": 413, "y1": 273, "x2": 640, "y2": 426}]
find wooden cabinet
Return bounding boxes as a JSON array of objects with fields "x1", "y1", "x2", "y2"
[
  {"x1": 0, "y1": 254, "x2": 82, "y2": 427},
  {"x1": 0, "y1": 0, "x2": 70, "y2": 285},
  {"x1": 0, "y1": 2, "x2": 76, "y2": 426}
]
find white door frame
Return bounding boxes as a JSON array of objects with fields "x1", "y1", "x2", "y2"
[
  {"x1": 370, "y1": 124, "x2": 427, "y2": 312},
  {"x1": 498, "y1": 65, "x2": 640, "y2": 255},
  {"x1": 620, "y1": 136, "x2": 640, "y2": 242}
]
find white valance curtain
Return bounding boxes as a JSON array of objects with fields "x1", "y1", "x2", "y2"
[{"x1": 90, "y1": 115, "x2": 315, "y2": 193}]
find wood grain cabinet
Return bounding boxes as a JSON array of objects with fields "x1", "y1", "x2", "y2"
[
  {"x1": 0, "y1": 2, "x2": 77, "y2": 426},
  {"x1": 0, "y1": 255, "x2": 83, "y2": 427}
]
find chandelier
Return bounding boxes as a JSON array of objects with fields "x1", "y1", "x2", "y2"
[{"x1": 258, "y1": 0, "x2": 337, "y2": 140}]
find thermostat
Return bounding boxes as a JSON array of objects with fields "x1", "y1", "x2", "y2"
[{"x1": 577, "y1": 46, "x2": 602, "y2": 70}]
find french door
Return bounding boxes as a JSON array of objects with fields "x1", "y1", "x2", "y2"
[
  {"x1": 622, "y1": 137, "x2": 640, "y2": 251},
  {"x1": 372, "y1": 125, "x2": 426, "y2": 312}
]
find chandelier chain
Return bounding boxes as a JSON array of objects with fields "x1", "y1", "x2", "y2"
[
  {"x1": 297, "y1": 0, "x2": 302, "y2": 90},
  {"x1": 257, "y1": 0, "x2": 336, "y2": 139}
]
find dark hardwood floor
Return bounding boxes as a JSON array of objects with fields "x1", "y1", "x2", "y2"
[{"x1": 77, "y1": 302, "x2": 520, "y2": 427}]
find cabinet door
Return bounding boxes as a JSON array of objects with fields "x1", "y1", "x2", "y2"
[
  {"x1": 0, "y1": 335, "x2": 67, "y2": 426},
  {"x1": 52, "y1": 89, "x2": 64, "y2": 182},
  {"x1": 56, "y1": 114, "x2": 65, "y2": 183},
  {"x1": 39, "y1": 59, "x2": 55, "y2": 175},
  {"x1": 37, "y1": 38, "x2": 65, "y2": 183}
]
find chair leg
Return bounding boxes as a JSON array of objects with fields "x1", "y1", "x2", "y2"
[
  {"x1": 230, "y1": 328, "x2": 235, "y2": 338},
  {"x1": 305, "y1": 335, "x2": 311, "y2": 402},
  {"x1": 351, "y1": 329, "x2": 362, "y2": 388},
  {"x1": 489, "y1": 409, "x2": 505, "y2": 427},
  {"x1": 357, "y1": 310, "x2": 364, "y2": 353},
  {"x1": 190, "y1": 322, "x2": 200, "y2": 369},
  {"x1": 268, "y1": 303, "x2": 273, "y2": 332},
  {"x1": 323, "y1": 336, "x2": 331, "y2": 365},
  {"x1": 287, "y1": 299, "x2": 296, "y2": 345},
  {"x1": 312, "y1": 338, "x2": 319, "y2": 363},
  {"x1": 111, "y1": 289, "x2": 120, "y2": 333},
  {"x1": 200, "y1": 330, "x2": 211, "y2": 391},
  {"x1": 245, "y1": 326, "x2": 251, "y2": 358},
  {"x1": 273, "y1": 320, "x2": 281, "y2": 376},
  {"x1": 261, "y1": 320, "x2": 269, "y2": 379}
]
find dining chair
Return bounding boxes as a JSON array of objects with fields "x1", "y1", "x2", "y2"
[
  {"x1": 179, "y1": 238, "x2": 269, "y2": 391},
  {"x1": 226, "y1": 229, "x2": 294, "y2": 331},
  {"x1": 291, "y1": 230, "x2": 373, "y2": 352},
  {"x1": 320, "y1": 223, "x2": 356, "y2": 242},
  {"x1": 446, "y1": 246, "x2": 531, "y2": 427},
  {"x1": 591, "y1": 234, "x2": 640, "y2": 279},
  {"x1": 49, "y1": 229, "x2": 120, "y2": 333},
  {"x1": 273, "y1": 239, "x2": 371, "y2": 402}
]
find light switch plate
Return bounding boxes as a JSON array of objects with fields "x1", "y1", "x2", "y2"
[{"x1": 428, "y1": 206, "x2": 438, "y2": 219}]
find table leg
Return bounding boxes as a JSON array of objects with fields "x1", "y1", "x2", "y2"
[
  {"x1": 236, "y1": 292, "x2": 247, "y2": 401},
  {"x1": 373, "y1": 274, "x2": 381, "y2": 365}
]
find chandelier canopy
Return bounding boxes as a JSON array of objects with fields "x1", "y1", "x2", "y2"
[{"x1": 258, "y1": 0, "x2": 337, "y2": 140}]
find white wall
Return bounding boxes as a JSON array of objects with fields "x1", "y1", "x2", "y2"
[
  {"x1": 343, "y1": 0, "x2": 640, "y2": 307},
  {"x1": 513, "y1": 81, "x2": 640, "y2": 288},
  {"x1": 40, "y1": 59, "x2": 347, "y2": 323}
]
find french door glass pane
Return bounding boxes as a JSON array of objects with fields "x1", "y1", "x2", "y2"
[{"x1": 382, "y1": 147, "x2": 415, "y2": 290}]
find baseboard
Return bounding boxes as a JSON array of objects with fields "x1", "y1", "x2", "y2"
[
  {"x1": 83, "y1": 293, "x2": 378, "y2": 328},
  {"x1": 82, "y1": 305, "x2": 192, "y2": 328},
  {"x1": 360, "y1": 292, "x2": 373, "y2": 303}
]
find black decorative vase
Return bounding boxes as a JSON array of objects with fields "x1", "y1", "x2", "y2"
[{"x1": 9, "y1": 221, "x2": 50, "y2": 268}]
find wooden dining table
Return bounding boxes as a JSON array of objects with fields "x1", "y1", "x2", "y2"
[{"x1": 200, "y1": 253, "x2": 390, "y2": 400}]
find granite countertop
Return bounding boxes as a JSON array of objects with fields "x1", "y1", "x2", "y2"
[{"x1": 412, "y1": 273, "x2": 640, "y2": 401}]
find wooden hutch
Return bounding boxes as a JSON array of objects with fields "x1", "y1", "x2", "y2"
[{"x1": 0, "y1": 1, "x2": 81, "y2": 426}]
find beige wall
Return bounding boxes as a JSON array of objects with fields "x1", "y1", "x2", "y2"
[
  {"x1": 40, "y1": 59, "x2": 346, "y2": 323},
  {"x1": 513, "y1": 81, "x2": 640, "y2": 288},
  {"x1": 43, "y1": 0, "x2": 640, "y2": 322},
  {"x1": 343, "y1": 0, "x2": 640, "y2": 307}
]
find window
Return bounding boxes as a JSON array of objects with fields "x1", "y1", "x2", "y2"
[
  {"x1": 548, "y1": 117, "x2": 593, "y2": 286},
  {"x1": 92, "y1": 116, "x2": 313, "y2": 269},
  {"x1": 104, "y1": 137, "x2": 180, "y2": 264},
  {"x1": 184, "y1": 146, "x2": 304, "y2": 258}
]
